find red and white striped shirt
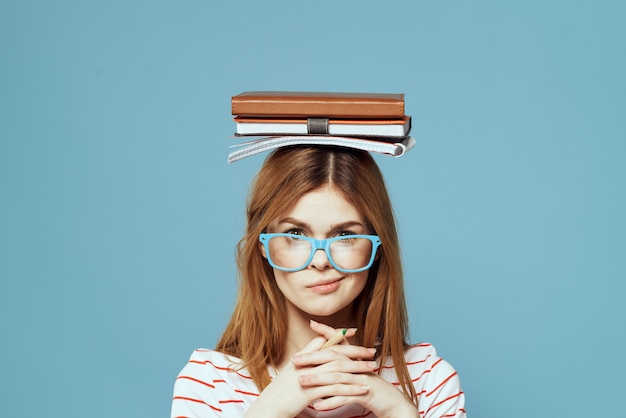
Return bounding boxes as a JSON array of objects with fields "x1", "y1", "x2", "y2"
[{"x1": 171, "y1": 343, "x2": 466, "y2": 417}]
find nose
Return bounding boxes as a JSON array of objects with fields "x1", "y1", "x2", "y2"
[{"x1": 309, "y1": 247, "x2": 332, "y2": 270}]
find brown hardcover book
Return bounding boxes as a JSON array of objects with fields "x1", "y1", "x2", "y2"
[{"x1": 232, "y1": 91, "x2": 405, "y2": 119}]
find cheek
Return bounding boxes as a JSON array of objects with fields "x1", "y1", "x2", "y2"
[
  {"x1": 272, "y1": 270, "x2": 291, "y2": 292},
  {"x1": 351, "y1": 272, "x2": 370, "y2": 293}
]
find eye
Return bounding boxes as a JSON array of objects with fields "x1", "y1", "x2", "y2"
[
  {"x1": 338, "y1": 230, "x2": 357, "y2": 237},
  {"x1": 284, "y1": 228, "x2": 305, "y2": 236}
]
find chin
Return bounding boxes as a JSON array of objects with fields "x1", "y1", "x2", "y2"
[
  {"x1": 306, "y1": 309, "x2": 341, "y2": 318},
  {"x1": 300, "y1": 301, "x2": 355, "y2": 320}
]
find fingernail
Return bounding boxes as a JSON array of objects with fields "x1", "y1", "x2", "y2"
[
  {"x1": 310, "y1": 319, "x2": 319, "y2": 326},
  {"x1": 367, "y1": 361, "x2": 377, "y2": 368},
  {"x1": 360, "y1": 385, "x2": 370, "y2": 392},
  {"x1": 367, "y1": 348, "x2": 377, "y2": 354}
]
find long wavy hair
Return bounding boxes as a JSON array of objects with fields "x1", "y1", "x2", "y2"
[{"x1": 216, "y1": 146, "x2": 416, "y2": 404}]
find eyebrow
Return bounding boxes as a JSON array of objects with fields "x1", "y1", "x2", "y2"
[{"x1": 276, "y1": 217, "x2": 367, "y2": 234}]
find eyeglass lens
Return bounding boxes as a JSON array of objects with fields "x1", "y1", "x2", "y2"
[{"x1": 267, "y1": 235, "x2": 373, "y2": 271}]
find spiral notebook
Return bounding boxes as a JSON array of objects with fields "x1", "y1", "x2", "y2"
[{"x1": 227, "y1": 135, "x2": 415, "y2": 163}]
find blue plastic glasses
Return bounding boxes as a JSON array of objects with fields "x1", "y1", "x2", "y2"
[{"x1": 259, "y1": 233, "x2": 381, "y2": 273}]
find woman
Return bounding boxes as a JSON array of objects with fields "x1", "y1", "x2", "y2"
[{"x1": 171, "y1": 146, "x2": 466, "y2": 417}]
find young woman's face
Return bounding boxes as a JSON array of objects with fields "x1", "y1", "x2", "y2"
[{"x1": 264, "y1": 185, "x2": 371, "y2": 321}]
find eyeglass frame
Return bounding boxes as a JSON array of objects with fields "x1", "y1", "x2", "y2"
[{"x1": 259, "y1": 232, "x2": 382, "y2": 273}]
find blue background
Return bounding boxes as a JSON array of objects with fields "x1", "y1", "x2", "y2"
[{"x1": 1, "y1": 1, "x2": 624, "y2": 416}]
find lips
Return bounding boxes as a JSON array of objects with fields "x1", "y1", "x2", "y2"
[{"x1": 307, "y1": 278, "x2": 344, "y2": 294}]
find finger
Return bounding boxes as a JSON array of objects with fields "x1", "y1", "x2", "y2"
[
  {"x1": 328, "y1": 344, "x2": 377, "y2": 359},
  {"x1": 305, "y1": 383, "x2": 370, "y2": 406},
  {"x1": 313, "y1": 394, "x2": 368, "y2": 412},
  {"x1": 298, "y1": 363, "x2": 377, "y2": 387},
  {"x1": 292, "y1": 346, "x2": 376, "y2": 366},
  {"x1": 341, "y1": 328, "x2": 357, "y2": 341},
  {"x1": 309, "y1": 320, "x2": 357, "y2": 342}
]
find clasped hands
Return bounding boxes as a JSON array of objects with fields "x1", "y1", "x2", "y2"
[{"x1": 244, "y1": 320, "x2": 418, "y2": 418}]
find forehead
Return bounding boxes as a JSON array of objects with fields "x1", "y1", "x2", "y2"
[{"x1": 277, "y1": 186, "x2": 365, "y2": 225}]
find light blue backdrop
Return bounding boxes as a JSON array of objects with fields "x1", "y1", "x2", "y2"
[{"x1": 1, "y1": 1, "x2": 624, "y2": 417}]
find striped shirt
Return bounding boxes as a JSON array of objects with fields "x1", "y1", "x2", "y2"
[{"x1": 171, "y1": 343, "x2": 466, "y2": 418}]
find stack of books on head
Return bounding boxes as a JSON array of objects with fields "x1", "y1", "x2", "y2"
[{"x1": 228, "y1": 91, "x2": 415, "y2": 163}]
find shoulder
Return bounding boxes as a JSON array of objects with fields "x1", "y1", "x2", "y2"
[
  {"x1": 403, "y1": 343, "x2": 466, "y2": 418},
  {"x1": 185, "y1": 348, "x2": 246, "y2": 370},
  {"x1": 379, "y1": 343, "x2": 466, "y2": 418},
  {"x1": 403, "y1": 343, "x2": 461, "y2": 391},
  {"x1": 403, "y1": 342, "x2": 456, "y2": 377},
  {"x1": 175, "y1": 348, "x2": 254, "y2": 385},
  {"x1": 171, "y1": 349, "x2": 259, "y2": 417},
  {"x1": 403, "y1": 342, "x2": 439, "y2": 364},
  {"x1": 379, "y1": 343, "x2": 443, "y2": 376},
  {"x1": 380, "y1": 342, "x2": 457, "y2": 385}
]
